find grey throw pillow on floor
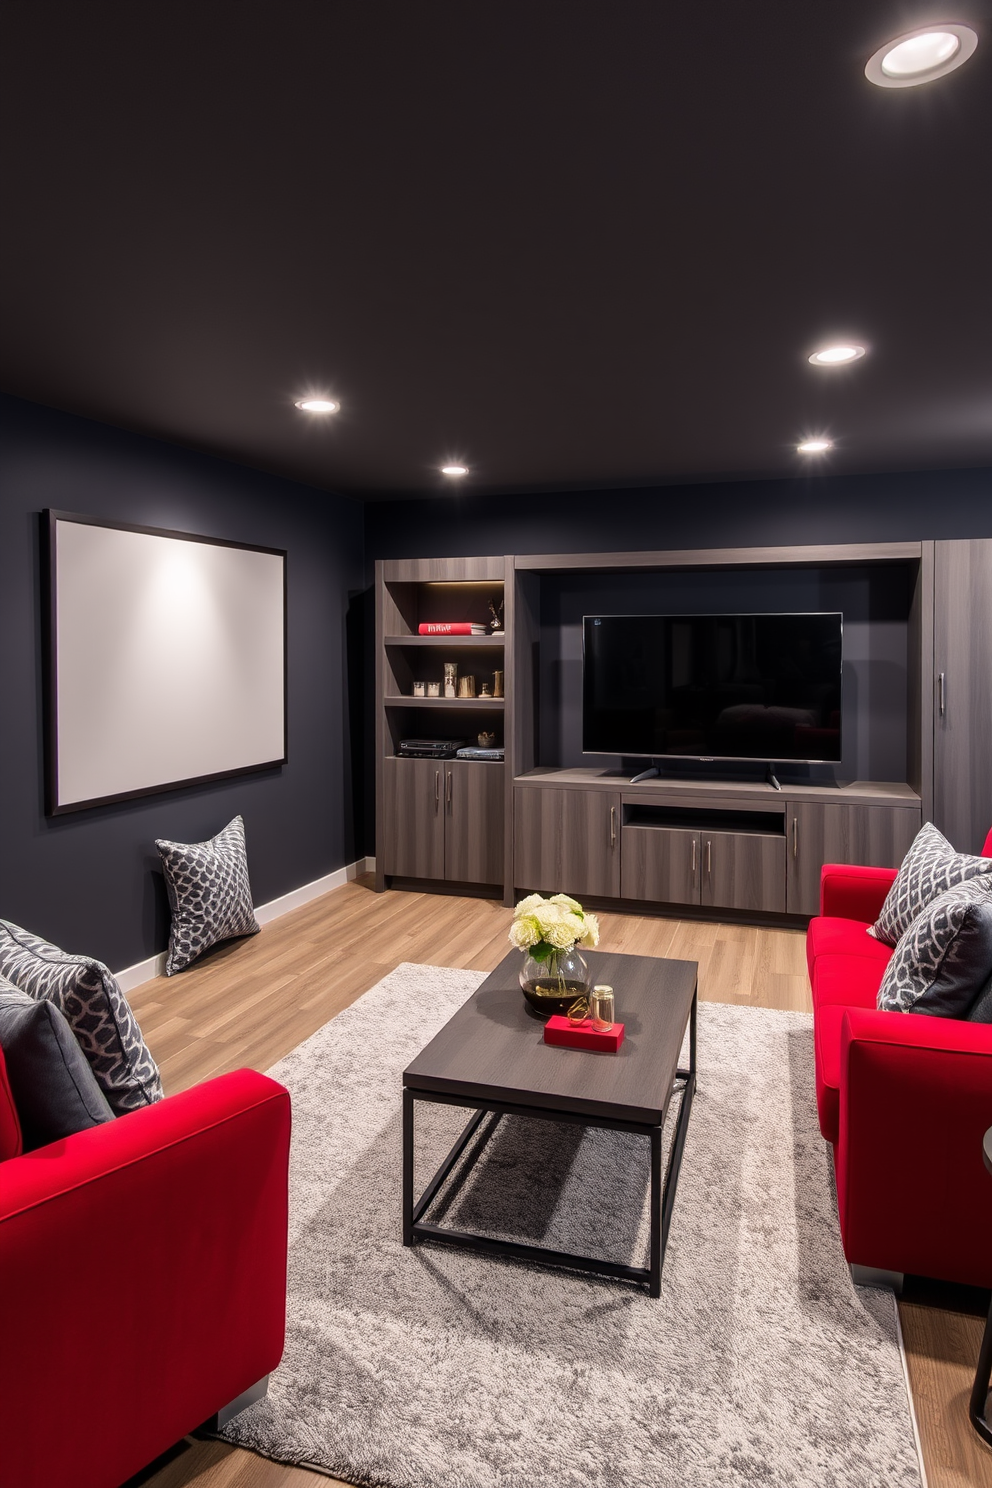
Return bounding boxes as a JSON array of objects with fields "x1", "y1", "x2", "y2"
[
  {"x1": 0, "y1": 920, "x2": 163, "y2": 1114},
  {"x1": 155, "y1": 814, "x2": 260, "y2": 976},
  {"x1": 870, "y1": 821, "x2": 992, "y2": 946},
  {"x1": 876, "y1": 877, "x2": 992, "y2": 1018},
  {"x1": 0, "y1": 976, "x2": 116, "y2": 1150}
]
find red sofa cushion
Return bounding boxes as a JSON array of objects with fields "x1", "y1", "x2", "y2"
[
  {"x1": 0, "y1": 1044, "x2": 23, "y2": 1160},
  {"x1": 807, "y1": 916, "x2": 893, "y2": 984}
]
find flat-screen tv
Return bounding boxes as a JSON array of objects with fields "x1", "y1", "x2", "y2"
[{"x1": 582, "y1": 612, "x2": 843, "y2": 763}]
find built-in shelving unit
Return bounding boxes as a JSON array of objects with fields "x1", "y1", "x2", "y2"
[{"x1": 374, "y1": 540, "x2": 985, "y2": 917}]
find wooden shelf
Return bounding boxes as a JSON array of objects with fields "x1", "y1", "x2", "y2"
[
  {"x1": 385, "y1": 696, "x2": 505, "y2": 708},
  {"x1": 384, "y1": 634, "x2": 504, "y2": 647}
]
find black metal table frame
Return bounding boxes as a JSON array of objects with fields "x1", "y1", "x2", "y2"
[{"x1": 402, "y1": 992, "x2": 696, "y2": 1298}]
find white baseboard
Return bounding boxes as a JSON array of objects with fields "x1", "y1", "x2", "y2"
[{"x1": 114, "y1": 856, "x2": 376, "y2": 994}]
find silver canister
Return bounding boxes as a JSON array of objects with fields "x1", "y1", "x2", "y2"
[{"x1": 591, "y1": 984, "x2": 615, "y2": 1032}]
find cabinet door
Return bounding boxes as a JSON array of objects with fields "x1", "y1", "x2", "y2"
[
  {"x1": 381, "y1": 758, "x2": 445, "y2": 880},
  {"x1": 445, "y1": 762, "x2": 505, "y2": 885},
  {"x1": 934, "y1": 540, "x2": 992, "y2": 855},
  {"x1": 513, "y1": 787, "x2": 620, "y2": 898},
  {"x1": 786, "y1": 802, "x2": 921, "y2": 916},
  {"x1": 700, "y1": 830, "x2": 786, "y2": 913},
  {"x1": 621, "y1": 825, "x2": 699, "y2": 904}
]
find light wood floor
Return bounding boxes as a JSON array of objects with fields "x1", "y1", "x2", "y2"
[{"x1": 124, "y1": 876, "x2": 992, "y2": 1488}]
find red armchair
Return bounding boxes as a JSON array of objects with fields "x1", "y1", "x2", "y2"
[
  {"x1": 807, "y1": 833, "x2": 992, "y2": 1291},
  {"x1": 0, "y1": 1066, "x2": 290, "y2": 1488}
]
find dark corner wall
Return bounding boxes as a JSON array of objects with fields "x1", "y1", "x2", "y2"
[
  {"x1": 364, "y1": 465, "x2": 992, "y2": 564},
  {"x1": 0, "y1": 394, "x2": 366, "y2": 973}
]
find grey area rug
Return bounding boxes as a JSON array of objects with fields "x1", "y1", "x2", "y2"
[{"x1": 220, "y1": 962, "x2": 923, "y2": 1488}]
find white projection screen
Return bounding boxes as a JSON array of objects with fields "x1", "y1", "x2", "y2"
[{"x1": 47, "y1": 511, "x2": 286, "y2": 813}]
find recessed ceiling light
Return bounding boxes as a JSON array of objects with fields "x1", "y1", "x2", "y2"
[
  {"x1": 797, "y1": 439, "x2": 833, "y2": 454},
  {"x1": 441, "y1": 465, "x2": 468, "y2": 476},
  {"x1": 295, "y1": 398, "x2": 340, "y2": 413},
  {"x1": 865, "y1": 25, "x2": 978, "y2": 88},
  {"x1": 808, "y1": 345, "x2": 866, "y2": 367}
]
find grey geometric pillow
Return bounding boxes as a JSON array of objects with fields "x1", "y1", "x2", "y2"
[
  {"x1": 155, "y1": 815, "x2": 260, "y2": 976},
  {"x1": 876, "y1": 878, "x2": 992, "y2": 1017},
  {"x1": 0, "y1": 978, "x2": 115, "y2": 1151},
  {"x1": 0, "y1": 920, "x2": 163, "y2": 1114},
  {"x1": 870, "y1": 821, "x2": 992, "y2": 946}
]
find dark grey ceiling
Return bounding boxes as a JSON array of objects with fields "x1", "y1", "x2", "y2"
[{"x1": 3, "y1": 2, "x2": 991, "y2": 499}]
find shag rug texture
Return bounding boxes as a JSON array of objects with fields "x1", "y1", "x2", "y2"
[{"x1": 220, "y1": 962, "x2": 923, "y2": 1488}]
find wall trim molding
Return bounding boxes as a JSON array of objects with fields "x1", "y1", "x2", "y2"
[{"x1": 114, "y1": 856, "x2": 376, "y2": 993}]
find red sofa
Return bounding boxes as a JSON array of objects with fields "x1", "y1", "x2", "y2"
[
  {"x1": 0, "y1": 1061, "x2": 291, "y2": 1488},
  {"x1": 808, "y1": 832, "x2": 992, "y2": 1291}
]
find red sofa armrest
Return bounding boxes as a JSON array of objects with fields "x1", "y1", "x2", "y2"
[
  {"x1": 0, "y1": 1069, "x2": 291, "y2": 1488},
  {"x1": 819, "y1": 863, "x2": 896, "y2": 922},
  {"x1": 836, "y1": 1008, "x2": 992, "y2": 1287}
]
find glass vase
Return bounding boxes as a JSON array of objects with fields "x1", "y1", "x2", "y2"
[{"x1": 518, "y1": 946, "x2": 591, "y2": 1019}]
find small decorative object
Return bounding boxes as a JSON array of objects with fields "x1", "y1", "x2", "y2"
[
  {"x1": 479, "y1": 682, "x2": 492, "y2": 698},
  {"x1": 509, "y1": 892, "x2": 600, "y2": 1019},
  {"x1": 444, "y1": 662, "x2": 458, "y2": 698},
  {"x1": 488, "y1": 597, "x2": 504, "y2": 633},
  {"x1": 543, "y1": 1014, "x2": 625, "y2": 1052},
  {"x1": 477, "y1": 730, "x2": 496, "y2": 747},
  {"x1": 493, "y1": 669, "x2": 504, "y2": 697},
  {"x1": 413, "y1": 681, "x2": 426, "y2": 697},
  {"x1": 591, "y1": 985, "x2": 615, "y2": 1031},
  {"x1": 426, "y1": 681, "x2": 441, "y2": 697},
  {"x1": 457, "y1": 675, "x2": 476, "y2": 698}
]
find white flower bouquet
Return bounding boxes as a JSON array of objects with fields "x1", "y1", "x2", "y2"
[{"x1": 508, "y1": 892, "x2": 600, "y2": 962}]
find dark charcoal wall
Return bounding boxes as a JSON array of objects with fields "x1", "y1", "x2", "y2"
[
  {"x1": 364, "y1": 465, "x2": 992, "y2": 563},
  {"x1": 0, "y1": 394, "x2": 365, "y2": 972}
]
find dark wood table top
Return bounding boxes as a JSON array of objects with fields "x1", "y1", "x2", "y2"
[{"x1": 404, "y1": 948, "x2": 698, "y2": 1125}]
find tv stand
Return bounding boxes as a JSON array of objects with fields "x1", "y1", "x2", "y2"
[
  {"x1": 766, "y1": 764, "x2": 782, "y2": 791},
  {"x1": 629, "y1": 760, "x2": 660, "y2": 784}
]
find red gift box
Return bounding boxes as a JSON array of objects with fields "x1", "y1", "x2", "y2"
[{"x1": 543, "y1": 1015, "x2": 625, "y2": 1052}]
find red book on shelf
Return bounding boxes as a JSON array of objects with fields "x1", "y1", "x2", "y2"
[
  {"x1": 543, "y1": 1016, "x2": 625, "y2": 1052},
  {"x1": 418, "y1": 622, "x2": 486, "y2": 635}
]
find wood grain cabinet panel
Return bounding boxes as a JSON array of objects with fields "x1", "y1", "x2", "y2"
[
  {"x1": 382, "y1": 758, "x2": 445, "y2": 880},
  {"x1": 514, "y1": 787, "x2": 620, "y2": 898},
  {"x1": 934, "y1": 539, "x2": 992, "y2": 855},
  {"x1": 445, "y1": 762, "x2": 504, "y2": 884},
  {"x1": 786, "y1": 802, "x2": 921, "y2": 916},
  {"x1": 701, "y1": 831, "x2": 786, "y2": 913},
  {"x1": 621, "y1": 825, "x2": 699, "y2": 904}
]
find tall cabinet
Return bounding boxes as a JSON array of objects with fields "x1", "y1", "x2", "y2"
[
  {"x1": 933, "y1": 539, "x2": 992, "y2": 855},
  {"x1": 375, "y1": 556, "x2": 511, "y2": 897}
]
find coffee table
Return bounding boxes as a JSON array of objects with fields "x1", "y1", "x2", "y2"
[{"x1": 402, "y1": 948, "x2": 698, "y2": 1296}]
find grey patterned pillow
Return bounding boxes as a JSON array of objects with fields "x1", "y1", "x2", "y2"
[
  {"x1": 156, "y1": 815, "x2": 260, "y2": 976},
  {"x1": 876, "y1": 878, "x2": 992, "y2": 1017},
  {"x1": 0, "y1": 920, "x2": 163, "y2": 1114},
  {"x1": 0, "y1": 978, "x2": 115, "y2": 1151},
  {"x1": 870, "y1": 821, "x2": 992, "y2": 946}
]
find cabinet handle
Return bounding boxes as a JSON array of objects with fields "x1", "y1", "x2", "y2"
[
  {"x1": 435, "y1": 769, "x2": 440, "y2": 811},
  {"x1": 445, "y1": 769, "x2": 453, "y2": 809},
  {"x1": 792, "y1": 817, "x2": 798, "y2": 859},
  {"x1": 938, "y1": 672, "x2": 946, "y2": 717},
  {"x1": 691, "y1": 837, "x2": 697, "y2": 879},
  {"x1": 610, "y1": 805, "x2": 617, "y2": 848},
  {"x1": 705, "y1": 839, "x2": 712, "y2": 874}
]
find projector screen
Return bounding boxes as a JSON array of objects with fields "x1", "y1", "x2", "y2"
[{"x1": 47, "y1": 511, "x2": 286, "y2": 813}]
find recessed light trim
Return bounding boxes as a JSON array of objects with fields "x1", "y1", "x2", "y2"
[
  {"x1": 295, "y1": 398, "x2": 340, "y2": 413},
  {"x1": 865, "y1": 24, "x2": 977, "y2": 88},
  {"x1": 797, "y1": 439, "x2": 833, "y2": 454},
  {"x1": 441, "y1": 464, "x2": 469, "y2": 476},
  {"x1": 808, "y1": 344, "x2": 866, "y2": 367}
]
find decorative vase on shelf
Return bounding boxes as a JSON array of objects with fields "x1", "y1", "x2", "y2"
[
  {"x1": 518, "y1": 946, "x2": 591, "y2": 1019},
  {"x1": 509, "y1": 892, "x2": 599, "y2": 1021}
]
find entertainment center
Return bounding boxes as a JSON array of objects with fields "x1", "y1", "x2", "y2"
[{"x1": 375, "y1": 539, "x2": 991, "y2": 919}]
